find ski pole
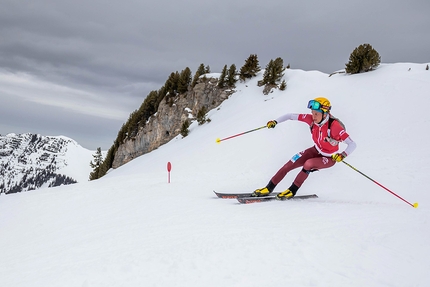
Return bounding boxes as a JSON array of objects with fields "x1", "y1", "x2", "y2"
[
  {"x1": 342, "y1": 161, "x2": 418, "y2": 208},
  {"x1": 216, "y1": 126, "x2": 267, "y2": 143}
]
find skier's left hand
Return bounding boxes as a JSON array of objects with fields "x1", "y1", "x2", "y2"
[
  {"x1": 267, "y1": 120, "x2": 277, "y2": 129},
  {"x1": 332, "y1": 152, "x2": 346, "y2": 162}
]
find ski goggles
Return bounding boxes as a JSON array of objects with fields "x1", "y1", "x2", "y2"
[{"x1": 307, "y1": 100, "x2": 331, "y2": 112}]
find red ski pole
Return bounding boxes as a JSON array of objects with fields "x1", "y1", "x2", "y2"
[
  {"x1": 342, "y1": 161, "x2": 418, "y2": 208},
  {"x1": 216, "y1": 126, "x2": 267, "y2": 143}
]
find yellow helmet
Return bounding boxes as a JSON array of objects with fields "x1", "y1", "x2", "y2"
[{"x1": 307, "y1": 97, "x2": 331, "y2": 113}]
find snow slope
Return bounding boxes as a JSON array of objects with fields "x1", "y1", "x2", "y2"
[{"x1": 1, "y1": 63, "x2": 429, "y2": 287}]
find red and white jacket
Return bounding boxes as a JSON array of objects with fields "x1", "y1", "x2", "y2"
[{"x1": 275, "y1": 113, "x2": 356, "y2": 157}]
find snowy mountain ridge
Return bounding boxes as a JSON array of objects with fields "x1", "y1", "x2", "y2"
[{"x1": 0, "y1": 133, "x2": 94, "y2": 194}]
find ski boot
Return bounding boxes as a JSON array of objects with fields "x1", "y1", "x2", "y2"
[
  {"x1": 276, "y1": 189, "x2": 295, "y2": 200},
  {"x1": 251, "y1": 187, "x2": 272, "y2": 197}
]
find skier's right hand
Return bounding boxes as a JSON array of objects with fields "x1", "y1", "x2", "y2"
[
  {"x1": 267, "y1": 120, "x2": 277, "y2": 129},
  {"x1": 332, "y1": 152, "x2": 346, "y2": 162}
]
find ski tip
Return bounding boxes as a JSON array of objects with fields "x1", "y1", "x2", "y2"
[
  {"x1": 213, "y1": 190, "x2": 239, "y2": 199},
  {"x1": 236, "y1": 198, "x2": 259, "y2": 204},
  {"x1": 413, "y1": 202, "x2": 419, "y2": 208},
  {"x1": 216, "y1": 138, "x2": 221, "y2": 144}
]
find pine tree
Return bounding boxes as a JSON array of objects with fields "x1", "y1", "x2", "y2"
[
  {"x1": 90, "y1": 147, "x2": 103, "y2": 169},
  {"x1": 262, "y1": 57, "x2": 285, "y2": 86},
  {"x1": 89, "y1": 147, "x2": 103, "y2": 180},
  {"x1": 239, "y1": 54, "x2": 261, "y2": 81},
  {"x1": 126, "y1": 110, "x2": 140, "y2": 138},
  {"x1": 218, "y1": 65, "x2": 228, "y2": 88},
  {"x1": 197, "y1": 106, "x2": 208, "y2": 125},
  {"x1": 227, "y1": 64, "x2": 237, "y2": 87},
  {"x1": 140, "y1": 90, "x2": 162, "y2": 122},
  {"x1": 90, "y1": 145, "x2": 115, "y2": 180},
  {"x1": 97, "y1": 147, "x2": 114, "y2": 178},
  {"x1": 345, "y1": 43, "x2": 381, "y2": 74},
  {"x1": 192, "y1": 63, "x2": 206, "y2": 87},
  {"x1": 178, "y1": 67, "x2": 192, "y2": 94},
  {"x1": 165, "y1": 72, "x2": 180, "y2": 96},
  {"x1": 180, "y1": 120, "x2": 190, "y2": 137}
]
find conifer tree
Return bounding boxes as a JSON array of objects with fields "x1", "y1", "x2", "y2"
[
  {"x1": 239, "y1": 54, "x2": 261, "y2": 81},
  {"x1": 227, "y1": 64, "x2": 237, "y2": 87},
  {"x1": 192, "y1": 63, "x2": 206, "y2": 87},
  {"x1": 89, "y1": 147, "x2": 103, "y2": 180},
  {"x1": 345, "y1": 43, "x2": 381, "y2": 74},
  {"x1": 178, "y1": 67, "x2": 192, "y2": 94},
  {"x1": 262, "y1": 57, "x2": 285, "y2": 86},
  {"x1": 180, "y1": 120, "x2": 190, "y2": 137},
  {"x1": 126, "y1": 110, "x2": 140, "y2": 138},
  {"x1": 197, "y1": 106, "x2": 208, "y2": 125},
  {"x1": 218, "y1": 65, "x2": 228, "y2": 88},
  {"x1": 97, "y1": 147, "x2": 114, "y2": 178},
  {"x1": 90, "y1": 147, "x2": 103, "y2": 169},
  {"x1": 165, "y1": 72, "x2": 180, "y2": 96}
]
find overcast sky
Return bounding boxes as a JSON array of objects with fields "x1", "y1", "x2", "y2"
[{"x1": 1, "y1": 0, "x2": 429, "y2": 149}]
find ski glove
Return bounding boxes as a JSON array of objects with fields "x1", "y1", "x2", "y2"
[
  {"x1": 332, "y1": 152, "x2": 347, "y2": 162},
  {"x1": 267, "y1": 120, "x2": 277, "y2": 129}
]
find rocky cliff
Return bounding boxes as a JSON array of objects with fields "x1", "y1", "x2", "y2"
[{"x1": 112, "y1": 76, "x2": 231, "y2": 168}]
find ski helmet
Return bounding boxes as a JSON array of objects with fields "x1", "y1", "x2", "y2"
[{"x1": 307, "y1": 97, "x2": 331, "y2": 113}]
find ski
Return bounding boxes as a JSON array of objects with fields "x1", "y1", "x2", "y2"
[
  {"x1": 213, "y1": 190, "x2": 281, "y2": 199},
  {"x1": 237, "y1": 194, "x2": 318, "y2": 204},
  {"x1": 213, "y1": 191, "x2": 318, "y2": 203}
]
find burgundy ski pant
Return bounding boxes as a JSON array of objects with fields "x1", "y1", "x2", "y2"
[{"x1": 271, "y1": 146, "x2": 335, "y2": 189}]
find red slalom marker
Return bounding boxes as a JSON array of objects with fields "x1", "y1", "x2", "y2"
[{"x1": 167, "y1": 162, "x2": 172, "y2": 183}]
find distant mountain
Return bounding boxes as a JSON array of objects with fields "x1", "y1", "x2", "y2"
[{"x1": 0, "y1": 133, "x2": 95, "y2": 194}]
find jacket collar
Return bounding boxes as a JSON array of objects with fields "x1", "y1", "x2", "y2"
[{"x1": 315, "y1": 114, "x2": 329, "y2": 127}]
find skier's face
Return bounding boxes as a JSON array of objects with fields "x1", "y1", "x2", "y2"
[{"x1": 311, "y1": 110, "x2": 323, "y2": 123}]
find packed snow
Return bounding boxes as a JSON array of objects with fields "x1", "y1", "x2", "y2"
[{"x1": 1, "y1": 63, "x2": 429, "y2": 287}]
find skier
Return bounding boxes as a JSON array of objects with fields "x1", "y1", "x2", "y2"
[{"x1": 252, "y1": 97, "x2": 357, "y2": 200}]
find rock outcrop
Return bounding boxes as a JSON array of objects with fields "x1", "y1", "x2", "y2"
[{"x1": 112, "y1": 77, "x2": 232, "y2": 168}]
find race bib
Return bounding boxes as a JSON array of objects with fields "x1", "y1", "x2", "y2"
[{"x1": 291, "y1": 152, "x2": 302, "y2": 163}]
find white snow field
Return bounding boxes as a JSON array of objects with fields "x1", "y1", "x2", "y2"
[{"x1": 1, "y1": 63, "x2": 429, "y2": 287}]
